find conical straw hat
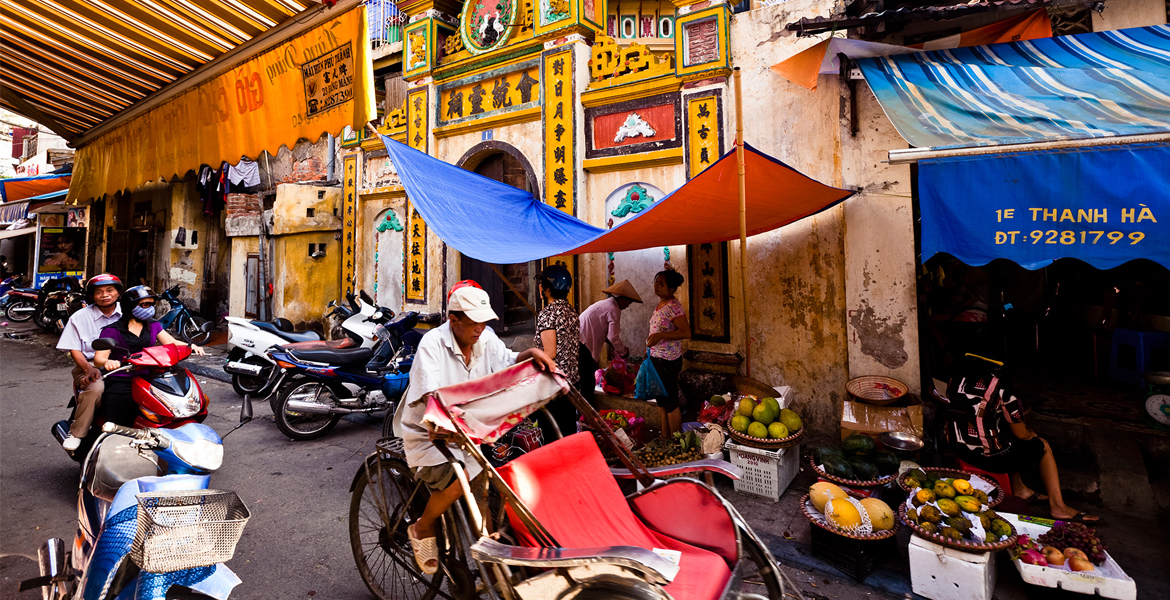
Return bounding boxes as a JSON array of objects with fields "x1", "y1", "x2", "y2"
[{"x1": 602, "y1": 279, "x2": 643, "y2": 303}]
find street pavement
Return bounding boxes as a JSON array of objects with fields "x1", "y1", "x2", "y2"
[{"x1": 0, "y1": 334, "x2": 901, "y2": 600}]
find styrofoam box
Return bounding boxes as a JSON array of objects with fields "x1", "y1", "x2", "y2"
[
  {"x1": 724, "y1": 441, "x2": 799, "y2": 502},
  {"x1": 909, "y1": 534, "x2": 996, "y2": 600},
  {"x1": 1002, "y1": 513, "x2": 1136, "y2": 600}
]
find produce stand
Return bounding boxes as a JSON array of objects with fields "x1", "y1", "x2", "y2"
[
  {"x1": 1003, "y1": 513, "x2": 1136, "y2": 600},
  {"x1": 725, "y1": 440, "x2": 799, "y2": 502},
  {"x1": 799, "y1": 487, "x2": 901, "y2": 580}
]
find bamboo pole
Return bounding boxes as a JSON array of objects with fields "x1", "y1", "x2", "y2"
[{"x1": 734, "y1": 68, "x2": 750, "y2": 377}]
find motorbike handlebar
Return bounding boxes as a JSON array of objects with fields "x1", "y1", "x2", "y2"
[{"x1": 101, "y1": 422, "x2": 171, "y2": 448}]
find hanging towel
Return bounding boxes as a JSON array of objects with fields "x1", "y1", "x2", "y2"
[{"x1": 228, "y1": 158, "x2": 261, "y2": 187}]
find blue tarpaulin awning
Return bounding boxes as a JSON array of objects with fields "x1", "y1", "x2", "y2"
[
  {"x1": 919, "y1": 143, "x2": 1170, "y2": 270},
  {"x1": 858, "y1": 25, "x2": 1170, "y2": 149},
  {"x1": 381, "y1": 135, "x2": 854, "y2": 264}
]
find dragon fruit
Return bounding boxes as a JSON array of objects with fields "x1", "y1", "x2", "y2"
[{"x1": 1019, "y1": 549, "x2": 1048, "y2": 567}]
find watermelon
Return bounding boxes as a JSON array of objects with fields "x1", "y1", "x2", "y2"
[
  {"x1": 842, "y1": 433, "x2": 877, "y2": 456},
  {"x1": 813, "y1": 446, "x2": 845, "y2": 465},
  {"x1": 823, "y1": 457, "x2": 856, "y2": 480},
  {"x1": 848, "y1": 456, "x2": 880, "y2": 481},
  {"x1": 872, "y1": 451, "x2": 901, "y2": 475}
]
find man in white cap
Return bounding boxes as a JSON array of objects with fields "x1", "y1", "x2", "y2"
[
  {"x1": 394, "y1": 280, "x2": 555, "y2": 576},
  {"x1": 577, "y1": 279, "x2": 643, "y2": 404}
]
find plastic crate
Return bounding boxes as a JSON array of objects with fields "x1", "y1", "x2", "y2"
[
  {"x1": 810, "y1": 525, "x2": 896, "y2": 581},
  {"x1": 725, "y1": 441, "x2": 799, "y2": 502}
]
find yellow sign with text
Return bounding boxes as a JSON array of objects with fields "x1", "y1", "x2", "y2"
[{"x1": 68, "y1": 6, "x2": 376, "y2": 204}]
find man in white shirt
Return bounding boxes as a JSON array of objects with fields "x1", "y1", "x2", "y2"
[
  {"x1": 393, "y1": 281, "x2": 554, "y2": 575},
  {"x1": 56, "y1": 273, "x2": 124, "y2": 450},
  {"x1": 578, "y1": 280, "x2": 642, "y2": 404}
]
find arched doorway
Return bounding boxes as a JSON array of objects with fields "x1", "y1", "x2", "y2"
[{"x1": 456, "y1": 142, "x2": 540, "y2": 327}]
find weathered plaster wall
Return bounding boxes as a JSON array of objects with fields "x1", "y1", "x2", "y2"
[
  {"x1": 354, "y1": 195, "x2": 408, "y2": 310},
  {"x1": 729, "y1": 0, "x2": 920, "y2": 435},
  {"x1": 165, "y1": 181, "x2": 208, "y2": 305},
  {"x1": 272, "y1": 230, "x2": 341, "y2": 329},
  {"x1": 1091, "y1": 0, "x2": 1167, "y2": 31},
  {"x1": 270, "y1": 183, "x2": 342, "y2": 235}
]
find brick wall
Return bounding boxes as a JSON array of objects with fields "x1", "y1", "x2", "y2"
[
  {"x1": 225, "y1": 193, "x2": 261, "y2": 216},
  {"x1": 280, "y1": 156, "x2": 327, "y2": 184}
]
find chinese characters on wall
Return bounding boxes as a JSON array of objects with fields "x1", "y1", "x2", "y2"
[
  {"x1": 542, "y1": 46, "x2": 578, "y2": 305},
  {"x1": 685, "y1": 90, "x2": 729, "y2": 342},
  {"x1": 406, "y1": 202, "x2": 428, "y2": 303},
  {"x1": 342, "y1": 155, "x2": 358, "y2": 296}
]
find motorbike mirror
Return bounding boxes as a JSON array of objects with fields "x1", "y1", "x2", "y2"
[
  {"x1": 327, "y1": 300, "x2": 337, "y2": 309},
  {"x1": 199, "y1": 321, "x2": 215, "y2": 333},
  {"x1": 91, "y1": 337, "x2": 118, "y2": 351},
  {"x1": 360, "y1": 290, "x2": 374, "y2": 305}
]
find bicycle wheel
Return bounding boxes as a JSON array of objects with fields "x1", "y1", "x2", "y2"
[
  {"x1": 350, "y1": 457, "x2": 443, "y2": 600},
  {"x1": 180, "y1": 315, "x2": 212, "y2": 345}
]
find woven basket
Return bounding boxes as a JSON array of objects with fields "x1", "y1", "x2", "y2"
[
  {"x1": 898, "y1": 503, "x2": 1017, "y2": 552},
  {"x1": 808, "y1": 457, "x2": 898, "y2": 488},
  {"x1": 800, "y1": 494, "x2": 900, "y2": 541},
  {"x1": 846, "y1": 376, "x2": 909, "y2": 406},
  {"x1": 726, "y1": 425, "x2": 803, "y2": 450},
  {"x1": 898, "y1": 467, "x2": 1005, "y2": 507}
]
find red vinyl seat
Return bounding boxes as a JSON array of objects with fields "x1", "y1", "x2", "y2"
[{"x1": 496, "y1": 433, "x2": 732, "y2": 600}]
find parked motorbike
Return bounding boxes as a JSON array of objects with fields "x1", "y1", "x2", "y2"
[
  {"x1": 53, "y1": 328, "x2": 215, "y2": 462},
  {"x1": 23, "y1": 400, "x2": 256, "y2": 600},
  {"x1": 156, "y1": 285, "x2": 211, "y2": 345},
  {"x1": 222, "y1": 290, "x2": 381, "y2": 399},
  {"x1": 5, "y1": 283, "x2": 38, "y2": 322},
  {"x1": 265, "y1": 311, "x2": 421, "y2": 441},
  {"x1": 13, "y1": 276, "x2": 86, "y2": 333}
]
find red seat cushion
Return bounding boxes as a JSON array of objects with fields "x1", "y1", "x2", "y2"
[{"x1": 496, "y1": 433, "x2": 731, "y2": 600}]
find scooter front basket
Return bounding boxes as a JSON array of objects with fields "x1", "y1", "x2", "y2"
[{"x1": 130, "y1": 490, "x2": 250, "y2": 573}]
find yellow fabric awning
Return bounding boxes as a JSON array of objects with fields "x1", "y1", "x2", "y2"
[{"x1": 66, "y1": 5, "x2": 376, "y2": 204}]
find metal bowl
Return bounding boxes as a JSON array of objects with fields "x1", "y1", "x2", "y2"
[
  {"x1": 1143, "y1": 371, "x2": 1170, "y2": 386},
  {"x1": 879, "y1": 431, "x2": 924, "y2": 452}
]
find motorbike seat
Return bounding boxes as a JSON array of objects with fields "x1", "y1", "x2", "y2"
[
  {"x1": 286, "y1": 346, "x2": 373, "y2": 365},
  {"x1": 281, "y1": 337, "x2": 356, "y2": 351},
  {"x1": 252, "y1": 320, "x2": 320, "y2": 342}
]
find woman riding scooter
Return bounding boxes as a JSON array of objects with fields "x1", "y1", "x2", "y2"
[{"x1": 92, "y1": 285, "x2": 206, "y2": 426}]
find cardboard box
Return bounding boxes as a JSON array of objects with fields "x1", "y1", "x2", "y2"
[
  {"x1": 840, "y1": 397, "x2": 923, "y2": 441},
  {"x1": 909, "y1": 534, "x2": 996, "y2": 600}
]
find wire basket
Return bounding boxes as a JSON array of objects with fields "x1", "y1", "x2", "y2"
[{"x1": 130, "y1": 490, "x2": 250, "y2": 573}]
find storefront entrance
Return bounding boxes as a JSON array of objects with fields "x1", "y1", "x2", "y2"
[{"x1": 458, "y1": 147, "x2": 539, "y2": 328}]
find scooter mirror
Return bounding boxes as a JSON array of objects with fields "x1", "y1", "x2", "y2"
[
  {"x1": 91, "y1": 337, "x2": 118, "y2": 351},
  {"x1": 360, "y1": 290, "x2": 374, "y2": 305},
  {"x1": 240, "y1": 394, "x2": 253, "y2": 424}
]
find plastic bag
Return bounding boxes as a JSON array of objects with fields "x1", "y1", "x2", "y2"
[
  {"x1": 601, "y1": 356, "x2": 636, "y2": 396},
  {"x1": 635, "y1": 356, "x2": 668, "y2": 401}
]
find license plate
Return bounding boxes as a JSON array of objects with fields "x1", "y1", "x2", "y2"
[{"x1": 57, "y1": 303, "x2": 68, "y2": 311}]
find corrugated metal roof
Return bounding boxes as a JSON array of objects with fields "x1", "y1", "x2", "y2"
[
  {"x1": 0, "y1": 0, "x2": 312, "y2": 142},
  {"x1": 786, "y1": 0, "x2": 1078, "y2": 36}
]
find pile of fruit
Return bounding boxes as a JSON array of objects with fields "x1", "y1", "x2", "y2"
[
  {"x1": 726, "y1": 394, "x2": 802, "y2": 440},
  {"x1": 635, "y1": 434, "x2": 703, "y2": 468},
  {"x1": 1011, "y1": 522, "x2": 1107, "y2": 571},
  {"x1": 903, "y1": 470, "x2": 1012, "y2": 544},
  {"x1": 812, "y1": 434, "x2": 901, "y2": 481},
  {"x1": 807, "y1": 482, "x2": 896, "y2": 535}
]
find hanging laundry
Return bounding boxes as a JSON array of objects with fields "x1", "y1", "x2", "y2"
[{"x1": 229, "y1": 158, "x2": 261, "y2": 188}]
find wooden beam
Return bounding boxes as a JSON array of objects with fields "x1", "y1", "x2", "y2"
[{"x1": 0, "y1": 88, "x2": 78, "y2": 143}]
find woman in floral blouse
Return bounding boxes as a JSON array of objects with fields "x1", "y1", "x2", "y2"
[
  {"x1": 534, "y1": 264, "x2": 581, "y2": 436},
  {"x1": 647, "y1": 269, "x2": 691, "y2": 439}
]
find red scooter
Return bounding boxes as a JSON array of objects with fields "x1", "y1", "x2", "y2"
[{"x1": 53, "y1": 335, "x2": 213, "y2": 462}]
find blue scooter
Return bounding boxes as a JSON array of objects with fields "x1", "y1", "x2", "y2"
[
  {"x1": 22, "y1": 385, "x2": 256, "y2": 600},
  {"x1": 157, "y1": 285, "x2": 211, "y2": 345},
  {"x1": 266, "y1": 311, "x2": 421, "y2": 441}
]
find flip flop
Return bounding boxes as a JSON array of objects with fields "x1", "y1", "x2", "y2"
[
  {"x1": 1059, "y1": 512, "x2": 1102, "y2": 525},
  {"x1": 408, "y1": 523, "x2": 439, "y2": 575}
]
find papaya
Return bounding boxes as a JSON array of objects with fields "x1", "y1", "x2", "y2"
[
  {"x1": 938, "y1": 526, "x2": 963, "y2": 542},
  {"x1": 905, "y1": 506, "x2": 919, "y2": 523},
  {"x1": 918, "y1": 505, "x2": 942, "y2": 524},
  {"x1": 915, "y1": 489, "x2": 937, "y2": 505},
  {"x1": 842, "y1": 433, "x2": 877, "y2": 455},
  {"x1": 919, "y1": 522, "x2": 940, "y2": 535},
  {"x1": 953, "y1": 479, "x2": 975, "y2": 496},
  {"x1": 904, "y1": 476, "x2": 922, "y2": 489},
  {"x1": 973, "y1": 489, "x2": 989, "y2": 505},
  {"x1": 908, "y1": 468, "x2": 928, "y2": 483},
  {"x1": 937, "y1": 498, "x2": 961, "y2": 518},
  {"x1": 847, "y1": 456, "x2": 880, "y2": 481},
  {"x1": 976, "y1": 511, "x2": 992, "y2": 530},
  {"x1": 955, "y1": 496, "x2": 982, "y2": 513}
]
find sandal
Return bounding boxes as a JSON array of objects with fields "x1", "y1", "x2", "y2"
[
  {"x1": 408, "y1": 523, "x2": 439, "y2": 575},
  {"x1": 1058, "y1": 511, "x2": 1102, "y2": 524}
]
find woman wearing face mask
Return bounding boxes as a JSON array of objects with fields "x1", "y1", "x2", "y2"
[{"x1": 93, "y1": 285, "x2": 206, "y2": 426}]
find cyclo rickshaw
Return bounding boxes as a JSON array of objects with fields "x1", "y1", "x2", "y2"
[{"x1": 349, "y1": 360, "x2": 794, "y2": 600}]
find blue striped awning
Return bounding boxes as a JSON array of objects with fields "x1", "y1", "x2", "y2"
[{"x1": 859, "y1": 25, "x2": 1170, "y2": 148}]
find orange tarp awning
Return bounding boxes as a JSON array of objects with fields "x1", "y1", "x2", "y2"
[{"x1": 0, "y1": 174, "x2": 71, "y2": 203}]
